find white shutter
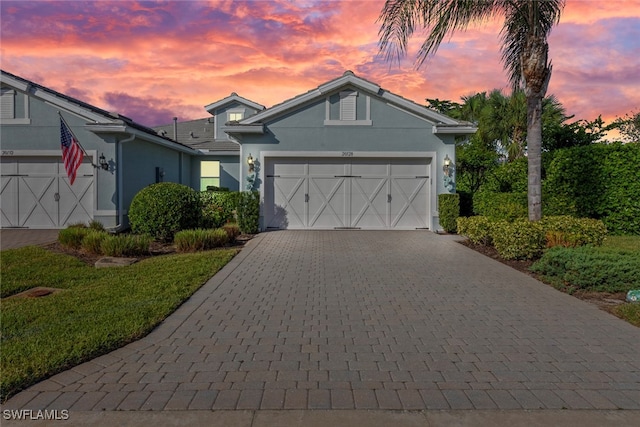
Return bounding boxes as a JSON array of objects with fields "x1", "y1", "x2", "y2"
[
  {"x1": 340, "y1": 91, "x2": 357, "y2": 121},
  {"x1": 1, "y1": 89, "x2": 15, "y2": 119}
]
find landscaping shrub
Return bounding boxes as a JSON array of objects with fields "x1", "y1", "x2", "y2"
[
  {"x1": 490, "y1": 219, "x2": 545, "y2": 260},
  {"x1": 100, "y1": 234, "x2": 152, "y2": 257},
  {"x1": 200, "y1": 191, "x2": 239, "y2": 228},
  {"x1": 543, "y1": 142, "x2": 640, "y2": 235},
  {"x1": 530, "y1": 246, "x2": 640, "y2": 293},
  {"x1": 472, "y1": 191, "x2": 527, "y2": 220},
  {"x1": 129, "y1": 183, "x2": 202, "y2": 241},
  {"x1": 88, "y1": 220, "x2": 105, "y2": 231},
  {"x1": 540, "y1": 216, "x2": 607, "y2": 248},
  {"x1": 457, "y1": 216, "x2": 493, "y2": 245},
  {"x1": 438, "y1": 193, "x2": 460, "y2": 233},
  {"x1": 237, "y1": 191, "x2": 260, "y2": 234},
  {"x1": 58, "y1": 227, "x2": 90, "y2": 250},
  {"x1": 174, "y1": 229, "x2": 229, "y2": 252},
  {"x1": 81, "y1": 230, "x2": 109, "y2": 254},
  {"x1": 222, "y1": 223, "x2": 241, "y2": 242}
]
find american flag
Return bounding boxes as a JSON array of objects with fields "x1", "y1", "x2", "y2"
[{"x1": 60, "y1": 118, "x2": 84, "y2": 185}]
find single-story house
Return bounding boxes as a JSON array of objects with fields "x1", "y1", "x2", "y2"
[{"x1": 1, "y1": 69, "x2": 475, "y2": 231}]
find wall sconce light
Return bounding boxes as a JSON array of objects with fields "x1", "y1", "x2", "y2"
[
  {"x1": 442, "y1": 154, "x2": 454, "y2": 192},
  {"x1": 443, "y1": 154, "x2": 451, "y2": 175},
  {"x1": 99, "y1": 153, "x2": 109, "y2": 170},
  {"x1": 247, "y1": 153, "x2": 255, "y2": 173}
]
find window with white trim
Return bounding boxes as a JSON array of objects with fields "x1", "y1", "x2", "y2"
[
  {"x1": 200, "y1": 160, "x2": 220, "y2": 190},
  {"x1": 227, "y1": 108, "x2": 245, "y2": 122}
]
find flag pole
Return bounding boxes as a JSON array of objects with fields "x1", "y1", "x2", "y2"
[{"x1": 58, "y1": 111, "x2": 98, "y2": 168}]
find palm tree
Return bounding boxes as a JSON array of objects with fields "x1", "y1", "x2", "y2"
[{"x1": 378, "y1": 0, "x2": 565, "y2": 221}]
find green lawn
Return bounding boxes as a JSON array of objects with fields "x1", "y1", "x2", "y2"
[{"x1": 0, "y1": 246, "x2": 237, "y2": 402}]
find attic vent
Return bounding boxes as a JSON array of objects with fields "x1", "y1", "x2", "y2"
[
  {"x1": 1, "y1": 89, "x2": 15, "y2": 119},
  {"x1": 340, "y1": 91, "x2": 357, "y2": 121}
]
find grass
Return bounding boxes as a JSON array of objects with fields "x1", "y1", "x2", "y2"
[
  {"x1": 0, "y1": 246, "x2": 237, "y2": 402},
  {"x1": 613, "y1": 303, "x2": 640, "y2": 328}
]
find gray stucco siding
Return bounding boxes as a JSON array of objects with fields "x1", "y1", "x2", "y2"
[{"x1": 214, "y1": 102, "x2": 261, "y2": 141}]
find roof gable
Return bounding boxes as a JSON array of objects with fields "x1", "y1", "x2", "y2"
[
  {"x1": 204, "y1": 93, "x2": 265, "y2": 115},
  {"x1": 1, "y1": 69, "x2": 197, "y2": 154},
  {"x1": 238, "y1": 71, "x2": 474, "y2": 134}
]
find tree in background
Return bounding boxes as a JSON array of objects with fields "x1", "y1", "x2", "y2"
[
  {"x1": 611, "y1": 111, "x2": 640, "y2": 143},
  {"x1": 378, "y1": 0, "x2": 565, "y2": 221}
]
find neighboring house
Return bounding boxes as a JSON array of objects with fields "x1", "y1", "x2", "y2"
[
  {"x1": 223, "y1": 71, "x2": 476, "y2": 231},
  {"x1": 154, "y1": 93, "x2": 264, "y2": 192},
  {"x1": 0, "y1": 69, "x2": 198, "y2": 230}
]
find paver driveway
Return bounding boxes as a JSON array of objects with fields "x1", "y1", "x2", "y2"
[{"x1": 5, "y1": 231, "x2": 640, "y2": 411}]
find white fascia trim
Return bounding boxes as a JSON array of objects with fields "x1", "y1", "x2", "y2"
[
  {"x1": 0, "y1": 73, "x2": 30, "y2": 91},
  {"x1": 380, "y1": 91, "x2": 458, "y2": 125},
  {"x1": 221, "y1": 124, "x2": 265, "y2": 134},
  {"x1": 432, "y1": 125, "x2": 477, "y2": 134},
  {"x1": 87, "y1": 125, "x2": 198, "y2": 155},
  {"x1": 318, "y1": 75, "x2": 380, "y2": 95},
  {"x1": 37, "y1": 93, "x2": 114, "y2": 123},
  {"x1": 1, "y1": 118, "x2": 31, "y2": 125},
  {"x1": 205, "y1": 95, "x2": 265, "y2": 114}
]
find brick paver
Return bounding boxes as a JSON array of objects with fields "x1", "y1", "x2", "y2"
[{"x1": 4, "y1": 231, "x2": 640, "y2": 410}]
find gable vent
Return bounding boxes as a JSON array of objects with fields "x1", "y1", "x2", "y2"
[{"x1": 340, "y1": 91, "x2": 357, "y2": 121}]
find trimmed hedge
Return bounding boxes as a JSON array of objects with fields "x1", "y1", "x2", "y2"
[
  {"x1": 237, "y1": 191, "x2": 260, "y2": 234},
  {"x1": 129, "y1": 183, "x2": 202, "y2": 242},
  {"x1": 472, "y1": 191, "x2": 527, "y2": 221},
  {"x1": 457, "y1": 215, "x2": 608, "y2": 260},
  {"x1": 457, "y1": 216, "x2": 493, "y2": 245},
  {"x1": 200, "y1": 191, "x2": 240, "y2": 228},
  {"x1": 543, "y1": 142, "x2": 640, "y2": 235},
  {"x1": 438, "y1": 193, "x2": 460, "y2": 233},
  {"x1": 490, "y1": 219, "x2": 546, "y2": 260}
]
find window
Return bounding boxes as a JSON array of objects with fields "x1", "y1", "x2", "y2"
[
  {"x1": 1, "y1": 88, "x2": 15, "y2": 119},
  {"x1": 340, "y1": 91, "x2": 357, "y2": 121},
  {"x1": 227, "y1": 109, "x2": 245, "y2": 122},
  {"x1": 200, "y1": 161, "x2": 220, "y2": 191}
]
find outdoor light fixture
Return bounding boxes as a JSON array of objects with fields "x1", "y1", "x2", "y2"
[
  {"x1": 247, "y1": 153, "x2": 255, "y2": 173},
  {"x1": 99, "y1": 153, "x2": 109, "y2": 170},
  {"x1": 443, "y1": 154, "x2": 451, "y2": 175}
]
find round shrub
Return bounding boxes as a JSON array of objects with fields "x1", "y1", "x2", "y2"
[{"x1": 129, "y1": 183, "x2": 201, "y2": 242}]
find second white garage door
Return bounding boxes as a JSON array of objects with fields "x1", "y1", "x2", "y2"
[{"x1": 264, "y1": 158, "x2": 430, "y2": 230}]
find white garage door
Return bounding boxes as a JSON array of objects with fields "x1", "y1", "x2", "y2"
[
  {"x1": 1, "y1": 156, "x2": 94, "y2": 228},
  {"x1": 264, "y1": 158, "x2": 430, "y2": 230}
]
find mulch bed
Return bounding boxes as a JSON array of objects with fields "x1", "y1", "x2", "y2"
[
  {"x1": 458, "y1": 239, "x2": 627, "y2": 315},
  {"x1": 44, "y1": 234, "x2": 254, "y2": 267}
]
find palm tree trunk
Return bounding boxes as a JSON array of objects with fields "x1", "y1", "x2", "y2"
[{"x1": 527, "y1": 95, "x2": 543, "y2": 220}]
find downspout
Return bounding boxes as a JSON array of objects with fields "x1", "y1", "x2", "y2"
[{"x1": 109, "y1": 133, "x2": 136, "y2": 233}]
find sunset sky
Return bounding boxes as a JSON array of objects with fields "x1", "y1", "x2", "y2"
[{"x1": 1, "y1": 0, "x2": 638, "y2": 128}]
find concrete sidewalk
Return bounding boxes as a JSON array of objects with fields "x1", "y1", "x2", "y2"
[
  {"x1": 2, "y1": 409, "x2": 639, "y2": 427},
  {"x1": 3, "y1": 231, "x2": 640, "y2": 421}
]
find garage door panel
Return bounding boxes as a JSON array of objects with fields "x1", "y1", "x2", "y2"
[
  {"x1": 19, "y1": 177, "x2": 58, "y2": 228},
  {"x1": 351, "y1": 159, "x2": 388, "y2": 176},
  {"x1": 351, "y1": 177, "x2": 388, "y2": 229},
  {"x1": 59, "y1": 176, "x2": 94, "y2": 226},
  {"x1": 390, "y1": 177, "x2": 428, "y2": 228},
  {"x1": 308, "y1": 177, "x2": 346, "y2": 228},
  {"x1": 1, "y1": 177, "x2": 19, "y2": 227},
  {"x1": 270, "y1": 176, "x2": 306, "y2": 229}
]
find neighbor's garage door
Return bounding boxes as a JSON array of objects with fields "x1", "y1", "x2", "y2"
[
  {"x1": 1, "y1": 156, "x2": 94, "y2": 228},
  {"x1": 264, "y1": 158, "x2": 430, "y2": 230}
]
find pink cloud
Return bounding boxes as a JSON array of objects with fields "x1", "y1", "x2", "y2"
[{"x1": 1, "y1": 0, "x2": 638, "y2": 128}]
